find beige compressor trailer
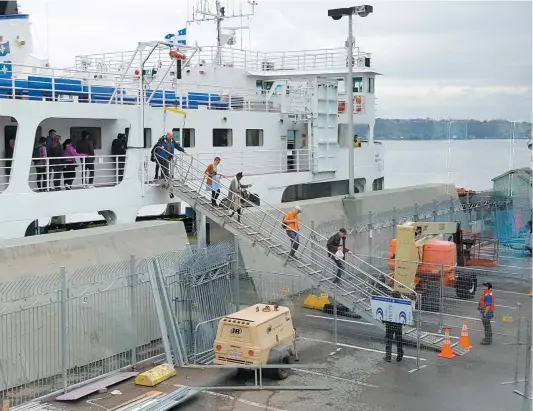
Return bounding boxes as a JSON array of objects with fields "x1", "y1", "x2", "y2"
[{"x1": 212, "y1": 303, "x2": 299, "y2": 379}]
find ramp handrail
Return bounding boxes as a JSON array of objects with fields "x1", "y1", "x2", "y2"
[{"x1": 155, "y1": 150, "x2": 417, "y2": 303}]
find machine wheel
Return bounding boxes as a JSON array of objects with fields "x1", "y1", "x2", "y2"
[
  {"x1": 275, "y1": 356, "x2": 291, "y2": 380},
  {"x1": 455, "y1": 274, "x2": 477, "y2": 299}
]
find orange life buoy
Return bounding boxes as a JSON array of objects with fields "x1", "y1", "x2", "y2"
[
  {"x1": 355, "y1": 96, "x2": 362, "y2": 104},
  {"x1": 169, "y1": 50, "x2": 187, "y2": 60}
]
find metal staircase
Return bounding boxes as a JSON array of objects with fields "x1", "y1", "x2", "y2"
[{"x1": 155, "y1": 152, "x2": 468, "y2": 355}]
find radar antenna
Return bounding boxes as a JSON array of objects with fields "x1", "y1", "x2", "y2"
[{"x1": 187, "y1": 0, "x2": 257, "y2": 64}]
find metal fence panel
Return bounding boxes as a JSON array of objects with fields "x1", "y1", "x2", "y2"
[{"x1": 0, "y1": 242, "x2": 236, "y2": 407}]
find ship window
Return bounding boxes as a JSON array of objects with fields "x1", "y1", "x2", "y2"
[
  {"x1": 213, "y1": 129, "x2": 233, "y2": 147},
  {"x1": 70, "y1": 127, "x2": 102, "y2": 149},
  {"x1": 172, "y1": 128, "x2": 181, "y2": 145},
  {"x1": 338, "y1": 79, "x2": 346, "y2": 94},
  {"x1": 246, "y1": 129, "x2": 263, "y2": 147},
  {"x1": 368, "y1": 77, "x2": 374, "y2": 94},
  {"x1": 143, "y1": 128, "x2": 152, "y2": 148},
  {"x1": 353, "y1": 77, "x2": 363, "y2": 93},
  {"x1": 183, "y1": 128, "x2": 195, "y2": 148},
  {"x1": 372, "y1": 177, "x2": 384, "y2": 191}
]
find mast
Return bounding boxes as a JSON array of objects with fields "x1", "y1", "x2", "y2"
[
  {"x1": 187, "y1": 0, "x2": 257, "y2": 65},
  {"x1": 216, "y1": 0, "x2": 222, "y2": 51}
]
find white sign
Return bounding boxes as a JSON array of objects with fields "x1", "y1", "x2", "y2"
[{"x1": 370, "y1": 295, "x2": 414, "y2": 325}]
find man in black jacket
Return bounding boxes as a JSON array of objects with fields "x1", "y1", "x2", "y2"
[
  {"x1": 111, "y1": 133, "x2": 127, "y2": 182},
  {"x1": 327, "y1": 228, "x2": 349, "y2": 284},
  {"x1": 383, "y1": 290, "x2": 404, "y2": 363}
]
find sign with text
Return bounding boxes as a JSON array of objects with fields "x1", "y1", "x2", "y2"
[{"x1": 370, "y1": 295, "x2": 414, "y2": 325}]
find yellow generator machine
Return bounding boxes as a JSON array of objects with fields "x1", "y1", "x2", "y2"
[
  {"x1": 213, "y1": 303, "x2": 298, "y2": 380},
  {"x1": 388, "y1": 221, "x2": 498, "y2": 300}
]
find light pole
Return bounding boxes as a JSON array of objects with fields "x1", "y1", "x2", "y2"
[{"x1": 328, "y1": 5, "x2": 373, "y2": 198}]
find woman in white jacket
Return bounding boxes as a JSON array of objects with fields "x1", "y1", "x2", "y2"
[{"x1": 227, "y1": 172, "x2": 251, "y2": 223}]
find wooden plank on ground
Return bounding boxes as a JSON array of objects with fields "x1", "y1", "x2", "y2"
[{"x1": 55, "y1": 372, "x2": 139, "y2": 401}]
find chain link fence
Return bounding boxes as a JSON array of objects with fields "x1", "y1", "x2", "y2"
[
  {"x1": 312, "y1": 191, "x2": 530, "y2": 258},
  {"x1": 0, "y1": 242, "x2": 238, "y2": 407}
]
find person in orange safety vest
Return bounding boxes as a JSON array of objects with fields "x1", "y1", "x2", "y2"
[
  {"x1": 479, "y1": 282, "x2": 495, "y2": 345},
  {"x1": 282, "y1": 206, "x2": 301, "y2": 259}
]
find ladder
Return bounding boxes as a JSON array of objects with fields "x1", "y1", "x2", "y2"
[{"x1": 156, "y1": 152, "x2": 468, "y2": 355}]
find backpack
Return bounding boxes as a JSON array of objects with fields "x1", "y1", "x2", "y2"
[{"x1": 150, "y1": 138, "x2": 164, "y2": 162}]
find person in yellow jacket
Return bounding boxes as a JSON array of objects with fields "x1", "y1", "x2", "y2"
[{"x1": 353, "y1": 134, "x2": 361, "y2": 147}]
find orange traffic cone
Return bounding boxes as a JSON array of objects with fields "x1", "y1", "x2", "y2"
[
  {"x1": 459, "y1": 320, "x2": 472, "y2": 350},
  {"x1": 437, "y1": 328, "x2": 456, "y2": 359}
]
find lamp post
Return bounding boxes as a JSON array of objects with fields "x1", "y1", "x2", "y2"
[{"x1": 328, "y1": 5, "x2": 373, "y2": 198}]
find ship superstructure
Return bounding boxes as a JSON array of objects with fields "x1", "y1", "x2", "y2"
[{"x1": 0, "y1": 0, "x2": 384, "y2": 239}]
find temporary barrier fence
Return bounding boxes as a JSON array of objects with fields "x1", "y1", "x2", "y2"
[
  {"x1": 313, "y1": 192, "x2": 530, "y2": 258},
  {"x1": 0, "y1": 240, "x2": 322, "y2": 407},
  {"x1": 0, "y1": 243, "x2": 235, "y2": 407}
]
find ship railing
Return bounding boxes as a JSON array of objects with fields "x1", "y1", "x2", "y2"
[
  {"x1": 194, "y1": 149, "x2": 313, "y2": 176},
  {"x1": 0, "y1": 63, "x2": 141, "y2": 104},
  {"x1": 74, "y1": 46, "x2": 371, "y2": 73},
  {"x1": 190, "y1": 46, "x2": 371, "y2": 72},
  {"x1": 22, "y1": 155, "x2": 127, "y2": 193},
  {"x1": 140, "y1": 149, "x2": 314, "y2": 185},
  {"x1": 0, "y1": 158, "x2": 13, "y2": 193},
  {"x1": 0, "y1": 63, "x2": 311, "y2": 114}
]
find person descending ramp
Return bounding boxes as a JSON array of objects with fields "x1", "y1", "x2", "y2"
[{"x1": 155, "y1": 151, "x2": 468, "y2": 355}]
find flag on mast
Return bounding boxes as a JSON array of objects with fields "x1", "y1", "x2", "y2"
[{"x1": 165, "y1": 28, "x2": 187, "y2": 46}]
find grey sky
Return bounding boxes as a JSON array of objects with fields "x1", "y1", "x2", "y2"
[{"x1": 21, "y1": 0, "x2": 532, "y2": 121}]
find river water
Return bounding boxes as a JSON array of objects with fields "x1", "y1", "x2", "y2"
[{"x1": 383, "y1": 139, "x2": 532, "y2": 191}]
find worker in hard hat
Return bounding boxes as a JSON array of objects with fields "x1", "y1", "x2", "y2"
[{"x1": 479, "y1": 282, "x2": 495, "y2": 345}]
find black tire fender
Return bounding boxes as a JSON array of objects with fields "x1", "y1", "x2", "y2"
[
  {"x1": 267, "y1": 344, "x2": 294, "y2": 364},
  {"x1": 455, "y1": 272, "x2": 477, "y2": 299}
]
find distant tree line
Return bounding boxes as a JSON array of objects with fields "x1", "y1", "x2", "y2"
[{"x1": 373, "y1": 119, "x2": 532, "y2": 140}]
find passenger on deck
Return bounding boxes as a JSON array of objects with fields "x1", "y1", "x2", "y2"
[
  {"x1": 76, "y1": 130, "x2": 95, "y2": 188},
  {"x1": 5, "y1": 138, "x2": 14, "y2": 177},
  {"x1": 45, "y1": 129, "x2": 56, "y2": 150},
  {"x1": 62, "y1": 139, "x2": 86, "y2": 190},
  {"x1": 111, "y1": 133, "x2": 127, "y2": 182},
  {"x1": 33, "y1": 137, "x2": 48, "y2": 191},
  {"x1": 353, "y1": 134, "x2": 361, "y2": 148},
  {"x1": 205, "y1": 157, "x2": 223, "y2": 207},
  {"x1": 48, "y1": 134, "x2": 64, "y2": 191}
]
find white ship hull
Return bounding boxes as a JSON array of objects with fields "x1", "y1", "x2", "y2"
[{"x1": 0, "y1": 4, "x2": 385, "y2": 239}]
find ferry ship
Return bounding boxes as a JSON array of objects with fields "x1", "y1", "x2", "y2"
[{"x1": 0, "y1": 0, "x2": 384, "y2": 240}]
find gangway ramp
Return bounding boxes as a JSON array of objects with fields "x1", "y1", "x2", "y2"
[{"x1": 156, "y1": 152, "x2": 466, "y2": 355}]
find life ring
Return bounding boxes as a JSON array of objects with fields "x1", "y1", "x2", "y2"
[
  {"x1": 169, "y1": 50, "x2": 187, "y2": 60},
  {"x1": 338, "y1": 100, "x2": 346, "y2": 113},
  {"x1": 355, "y1": 96, "x2": 362, "y2": 104}
]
